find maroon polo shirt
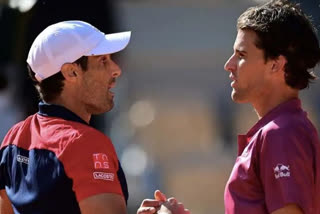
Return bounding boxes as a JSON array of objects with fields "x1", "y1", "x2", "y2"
[{"x1": 224, "y1": 99, "x2": 320, "y2": 214}]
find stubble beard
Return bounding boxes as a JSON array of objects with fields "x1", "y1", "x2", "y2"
[
  {"x1": 231, "y1": 88, "x2": 248, "y2": 104},
  {"x1": 86, "y1": 95, "x2": 114, "y2": 115}
]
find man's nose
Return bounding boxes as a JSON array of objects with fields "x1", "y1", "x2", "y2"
[
  {"x1": 224, "y1": 55, "x2": 236, "y2": 73},
  {"x1": 111, "y1": 61, "x2": 122, "y2": 77}
]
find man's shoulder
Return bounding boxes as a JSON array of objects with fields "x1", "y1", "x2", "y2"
[
  {"x1": 1, "y1": 114, "x2": 37, "y2": 148},
  {"x1": 58, "y1": 124, "x2": 116, "y2": 162},
  {"x1": 37, "y1": 114, "x2": 110, "y2": 141},
  {"x1": 77, "y1": 126, "x2": 111, "y2": 143},
  {"x1": 2, "y1": 114, "x2": 112, "y2": 151},
  {"x1": 57, "y1": 121, "x2": 112, "y2": 147},
  {"x1": 3, "y1": 114, "x2": 35, "y2": 138},
  {"x1": 259, "y1": 110, "x2": 318, "y2": 146},
  {"x1": 263, "y1": 109, "x2": 314, "y2": 133}
]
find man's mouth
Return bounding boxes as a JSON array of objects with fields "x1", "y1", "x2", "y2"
[
  {"x1": 229, "y1": 73, "x2": 236, "y2": 81},
  {"x1": 229, "y1": 74, "x2": 236, "y2": 87},
  {"x1": 108, "y1": 79, "x2": 116, "y2": 96},
  {"x1": 108, "y1": 82, "x2": 116, "y2": 89}
]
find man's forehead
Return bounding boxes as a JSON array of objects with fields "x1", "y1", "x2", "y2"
[{"x1": 234, "y1": 29, "x2": 257, "y2": 50}]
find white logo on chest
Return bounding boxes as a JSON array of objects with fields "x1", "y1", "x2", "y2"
[
  {"x1": 17, "y1": 155, "x2": 29, "y2": 164},
  {"x1": 274, "y1": 164, "x2": 290, "y2": 179},
  {"x1": 93, "y1": 172, "x2": 114, "y2": 181}
]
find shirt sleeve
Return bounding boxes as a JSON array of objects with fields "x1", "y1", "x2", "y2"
[
  {"x1": 0, "y1": 150, "x2": 4, "y2": 190},
  {"x1": 0, "y1": 124, "x2": 20, "y2": 190},
  {"x1": 59, "y1": 130, "x2": 124, "y2": 202},
  {"x1": 259, "y1": 126, "x2": 315, "y2": 213}
]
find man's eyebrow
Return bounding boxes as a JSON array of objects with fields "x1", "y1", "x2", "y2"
[
  {"x1": 95, "y1": 55, "x2": 107, "y2": 61},
  {"x1": 235, "y1": 49, "x2": 247, "y2": 54}
]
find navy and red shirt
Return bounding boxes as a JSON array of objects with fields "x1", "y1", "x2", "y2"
[
  {"x1": 0, "y1": 102, "x2": 128, "y2": 214},
  {"x1": 224, "y1": 99, "x2": 320, "y2": 214}
]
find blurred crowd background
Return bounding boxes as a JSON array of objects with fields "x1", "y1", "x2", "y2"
[{"x1": 0, "y1": 0, "x2": 320, "y2": 213}]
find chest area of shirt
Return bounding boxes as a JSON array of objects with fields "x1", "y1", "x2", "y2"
[{"x1": 228, "y1": 134, "x2": 263, "y2": 191}]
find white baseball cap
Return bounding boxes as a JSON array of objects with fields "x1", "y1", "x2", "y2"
[{"x1": 27, "y1": 20, "x2": 131, "y2": 82}]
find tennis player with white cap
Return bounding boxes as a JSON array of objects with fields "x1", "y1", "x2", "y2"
[
  {"x1": 0, "y1": 20, "x2": 131, "y2": 214},
  {"x1": 0, "y1": 20, "x2": 187, "y2": 214}
]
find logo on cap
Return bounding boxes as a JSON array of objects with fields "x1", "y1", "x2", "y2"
[{"x1": 274, "y1": 164, "x2": 290, "y2": 179}]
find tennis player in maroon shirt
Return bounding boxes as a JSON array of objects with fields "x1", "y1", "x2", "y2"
[
  {"x1": 138, "y1": 0, "x2": 320, "y2": 213},
  {"x1": 224, "y1": 0, "x2": 320, "y2": 213}
]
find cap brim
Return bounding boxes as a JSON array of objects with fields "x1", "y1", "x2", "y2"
[{"x1": 86, "y1": 31, "x2": 131, "y2": 56}]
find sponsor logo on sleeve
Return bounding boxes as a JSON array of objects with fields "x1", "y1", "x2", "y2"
[
  {"x1": 17, "y1": 155, "x2": 29, "y2": 164},
  {"x1": 93, "y1": 153, "x2": 110, "y2": 169},
  {"x1": 93, "y1": 172, "x2": 114, "y2": 181},
  {"x1": 273, "y1": 164, "x2": 290, "y2": 179}
]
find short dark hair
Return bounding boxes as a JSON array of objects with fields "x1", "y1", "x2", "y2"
[
  {"x1": 28, "y1": 56, "x2": 88, "y2": 102},
  {"x1": 237, "y1": 0, "x2": 320, "y2": 89}
]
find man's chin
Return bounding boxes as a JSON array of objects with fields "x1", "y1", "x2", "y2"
[
  {"x1": 231, "y1": 92, "x2": 248, "y2": 104},
  {"x1": 102, "y1": 103, "x2": 114, "y2": 113},
  {"x1": 90, "y1": 103, "x2": 114, "y2": 115}
]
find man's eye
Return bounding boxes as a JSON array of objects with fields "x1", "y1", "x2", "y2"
[{"x1": 238, "y1": 54, "x2": 245, "y2": 59}]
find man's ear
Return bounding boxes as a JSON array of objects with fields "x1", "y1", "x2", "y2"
[
  {"x1": 271, "y1": 55, "x2": 287, "y2": 74},
  {"x1": 61, "y1": 63, "x2": 79, "y2": 82}
]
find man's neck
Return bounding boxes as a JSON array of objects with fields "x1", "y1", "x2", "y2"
[
  {"x1": 252, "y1": 90, "x2": 299, "y2": 119},
  {"x1": 50, "y1": 96, "x2": 91, "y2": 124}
]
